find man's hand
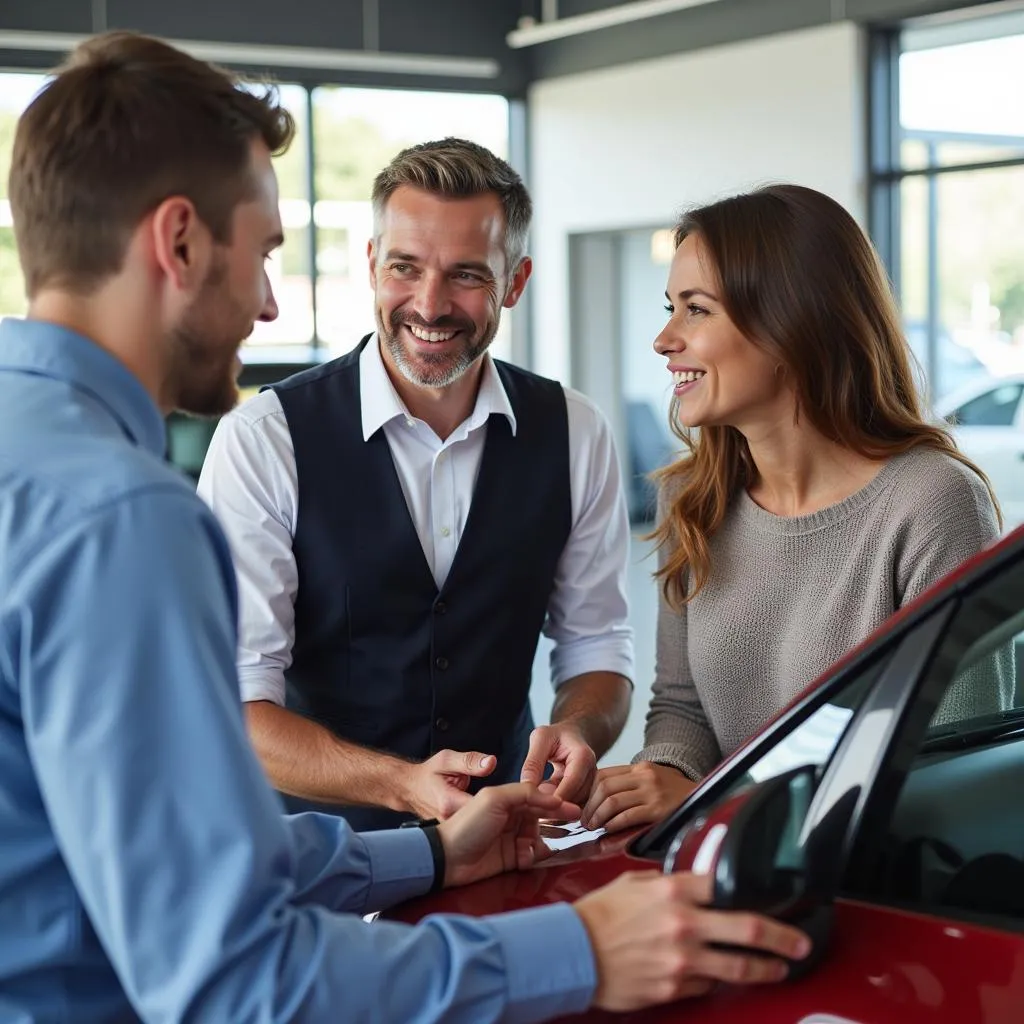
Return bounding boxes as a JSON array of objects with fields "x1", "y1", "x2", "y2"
[
  {"x1": 399, "y1": 749, "x2": 498, "y2": 820},
  {"x1": 574, "y1": 871, "x2": 811, "y2": 1012},
  {"x1": 581, "y1": 762, "x2": 697, "y2": 832},
  {"x1": 436, "y1": 783, "x2": 580, "y2": 888},
  {"x1": 520, "y1": 723, "x2": 597, "y2": 805}
]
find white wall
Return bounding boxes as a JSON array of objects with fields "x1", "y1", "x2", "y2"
[
  {"x1": 527, "y1": 21, "x2": 868, "y2": 384},
  {"x1": 525, "y1": 23, "x2": 868, "y2": 768}
]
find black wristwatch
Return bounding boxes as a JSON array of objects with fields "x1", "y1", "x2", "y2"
[{"x1": 400, "y1": 818, "x2": 446, "y2": 893}]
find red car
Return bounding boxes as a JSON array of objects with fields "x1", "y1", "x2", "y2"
[{"x1": 388, "y1": 524, "x2": 1024, "y2": 1022}]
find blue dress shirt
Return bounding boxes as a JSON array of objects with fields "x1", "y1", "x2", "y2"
[{"x1": 0, "y1": 317, "x2": 596, "y2": 1023}]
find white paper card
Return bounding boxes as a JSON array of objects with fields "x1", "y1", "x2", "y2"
[{"x1": 540, "y1": 819, "x2": 606, "y2": 851}]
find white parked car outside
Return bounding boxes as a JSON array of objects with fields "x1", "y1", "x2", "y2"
[{"x1": 937, "y1": 373, "x2": 1024, "y2": 532}]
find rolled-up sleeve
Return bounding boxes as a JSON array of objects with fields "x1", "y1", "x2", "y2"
[
  {"x1": 15, "y1": 488, "x2": 596, "y2": 1022},
  {"x1": 545, "y1": 391, "x2": 635, "y2": 688},
  {"x1": 197, "y1": 392, "x2": 297, "y2": 706}
]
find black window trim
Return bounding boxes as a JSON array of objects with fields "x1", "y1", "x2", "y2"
[{"x1": 799, "y1": 601, "x2": 958, "y2": 897}]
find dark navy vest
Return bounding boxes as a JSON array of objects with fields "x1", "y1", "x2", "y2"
[{"x1": 270, "y1": 337, "x2": 572, "y2": 829}]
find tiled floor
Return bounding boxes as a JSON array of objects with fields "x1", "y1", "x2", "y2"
[{"x1": 528, "y1": 531, "x2": 660, "y2": 769}]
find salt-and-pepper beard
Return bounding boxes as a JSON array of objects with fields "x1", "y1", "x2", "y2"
[{"x1": 379, "y1": 308, "x2": 499, "y2": 389}]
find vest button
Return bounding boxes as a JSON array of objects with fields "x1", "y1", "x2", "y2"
[
  {"x1": 435, "y1": 717, "x2": 450, "y2": 732},
  {"x1": 434, "y1": 601, "x2": 447, "y2": 615},
  {"x1": 435, "y1": 656, "x2": 449, "y2": 670}
]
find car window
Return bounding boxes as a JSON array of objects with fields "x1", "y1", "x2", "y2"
[
  {"x1": 850, "y1": 562, "x2": 1024, "y2": 928},
  {"x1": 949, "y1": 383, "x2": 1024, "y2": 427},
  {"x1": 635, "y1": 652, "x2": 887, "y2": 862}
]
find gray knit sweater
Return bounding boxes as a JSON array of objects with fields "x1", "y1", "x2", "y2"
[{"x1": 635, "y1": 447, "x2": 1002, "y2": 780}]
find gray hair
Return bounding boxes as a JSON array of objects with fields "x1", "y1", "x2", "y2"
[{"x1": 371, "y1": 137, "x2": 532, "y2": 273}]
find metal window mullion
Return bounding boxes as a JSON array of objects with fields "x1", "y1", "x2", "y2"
[
  {"x1": 875, "y1": 154, "x2": 1024, "y2": 183},
  {"x1": 868, "y1": 28, "x2": 900, "y2": 293},
  {"x1": 925, "y1": 141, "x2": 940, "y2": 397},
  {"x1": 304, "y1": 85, "x2": 320, "y2": 353},
  {"x1": 507, "y1": 96, "x2": 532, "y2": 370}
]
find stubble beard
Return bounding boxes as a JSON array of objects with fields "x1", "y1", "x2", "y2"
[
  {"x1": 170, "y1": 261, "x2": 246, "y2": 417},
  {"x1": 380, "y1": 309, "x2": 498, "y2": 389}
]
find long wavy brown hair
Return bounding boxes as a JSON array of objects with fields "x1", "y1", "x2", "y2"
[{"x1": 653, "y1": 183, "x2": 1000, "y2": 608}]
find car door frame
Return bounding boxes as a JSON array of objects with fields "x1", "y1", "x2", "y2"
[{"x1": 842, "y1": 533, "x2": 1024, "y2": 916}]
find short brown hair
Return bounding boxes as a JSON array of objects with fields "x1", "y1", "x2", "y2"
[
  {"x1": 9, "y1": 31, "x2": 295, "y2": 297},
  {"x1": 371, "y1": 137, "x2": 532, "y2": 272}
]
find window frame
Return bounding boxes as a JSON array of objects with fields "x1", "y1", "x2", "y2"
[
  {"x1": 868, "y1": 24, "x2": 1024, "y2": 400},
  {"x1": 0, "y1": 65, "x2": 522, "y2": 394}
]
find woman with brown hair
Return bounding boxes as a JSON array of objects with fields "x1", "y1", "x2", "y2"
[{"x1": 582, "y1": 183, "x2": 1006, "y2": 833}]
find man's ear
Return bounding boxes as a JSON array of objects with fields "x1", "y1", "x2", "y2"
[
  {"x1": 503, "y1": 256, "x2": 533, "y2": 309},
  {"x1": 150, "y1": 196, "x2": 212, "y2": 292},
  {"x1": 367, "y1": 238, "x2": 379, "y2": 290}
]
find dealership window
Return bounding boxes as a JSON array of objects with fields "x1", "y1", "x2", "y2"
[
  {"x1": 246, "y1": 82, "x2": 315, "y2": 354},
  {"x1": 0, "y1": 65, "x2": 514, "y2": 480},
  {"x1": 871, "y1": 19, "x2": 1024, "y2": 404},
  {"x1": 310, "y1": 86, "x2": 511, "y2": 359},
  {"x1": 0, "y1": 72, "x2": 47, "y2": 321}
]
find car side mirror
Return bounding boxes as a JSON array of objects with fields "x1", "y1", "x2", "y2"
[{"x1": 663, "y1": 764, "x2": 832, "y2": 977}]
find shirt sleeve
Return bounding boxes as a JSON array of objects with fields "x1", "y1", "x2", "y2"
[
  {"x1": 197, "y1": 392, "x2": 297, "y2": 705},
  {"x1": 633, "y1": 492, "x2": 720, "y2": 780},
  {"x1": 16, "y1": 488, "x2": 595, "y2": 1023},
  {"x1": 544, "y1": 391, "x2": 635, "y2": 688}
]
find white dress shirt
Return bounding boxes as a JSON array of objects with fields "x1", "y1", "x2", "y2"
[{"x1": 198, "y1": 336, "x2": 634, "y2": 707}]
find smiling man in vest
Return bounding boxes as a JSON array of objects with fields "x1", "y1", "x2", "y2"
[{"x1": 199, "y1": 139, "x2": 634, "y2": 829}]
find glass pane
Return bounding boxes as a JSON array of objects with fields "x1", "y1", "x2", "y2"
[
  {"x1": 618, "y1": 227, "x2": 677, "y2": 525},
  {"x1": 900, "y1": 34, "x2": 1024, "y2": 140},
  {"x1": 0, "y1": 73, "x2": 48, "y2": 319},
  {"x1": 245, "y1": 83, "x2": 313, "y2": 354},
  {"x1": 902, "y1": 137, "x2": 1024, "y2": 172},
  {"x1": 713, "y1": 662, "x2": 880, "y2": 812},
  {"x1": 311, "y1": 87, "x2": 510, "y2": 357},
  {"x1": 899, "y1": 175, "x2": 930, "y2": 397},
  {"x1": 899, "y1": 165, "x2": 1024, "y2": 403},
  {"x1": 935, "y1": 139, "x2": 1024, "y2": 168},
  {"x1": 899, "y1": 138, "x2": 930, "y2": 173},
  {"x1": 935, "y1": 165, "x2": 1024, "y2": 395}
]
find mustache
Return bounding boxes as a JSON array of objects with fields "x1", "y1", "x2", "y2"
[{"x1": 390, "y1": 311, "x2": 474, "y2": 334}]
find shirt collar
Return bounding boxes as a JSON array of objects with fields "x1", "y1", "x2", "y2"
[
  {"x1": 0, "y1": 316, "x2": 167, "y2": 457},
  {"x1": 359, "y1": 333, "x2": 517, "y2": 441}
]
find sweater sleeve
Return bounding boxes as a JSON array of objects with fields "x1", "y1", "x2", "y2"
[
  {"x1": 896, "y1": 463, "x2": 999, "y2": 608},
  {"x1": 897, "y1": 457, "x2": 1012, "y2": 722},
  {"x1": 632, "y1": 493, "x2": 721, "y2": 780}
]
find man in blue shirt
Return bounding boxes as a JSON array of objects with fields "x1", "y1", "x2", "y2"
[{"x1": 0, "y1": 30, "x2": 810, "y2": 1022}]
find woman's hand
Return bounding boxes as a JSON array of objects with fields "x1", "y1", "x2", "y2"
[{"x1": 580, "y1": 762, "x2": 697, "y2": 833}]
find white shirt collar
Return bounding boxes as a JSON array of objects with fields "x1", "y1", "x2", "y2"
[{"x1": 359, "y1": 334, "x2": 517, "y2": 442}]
